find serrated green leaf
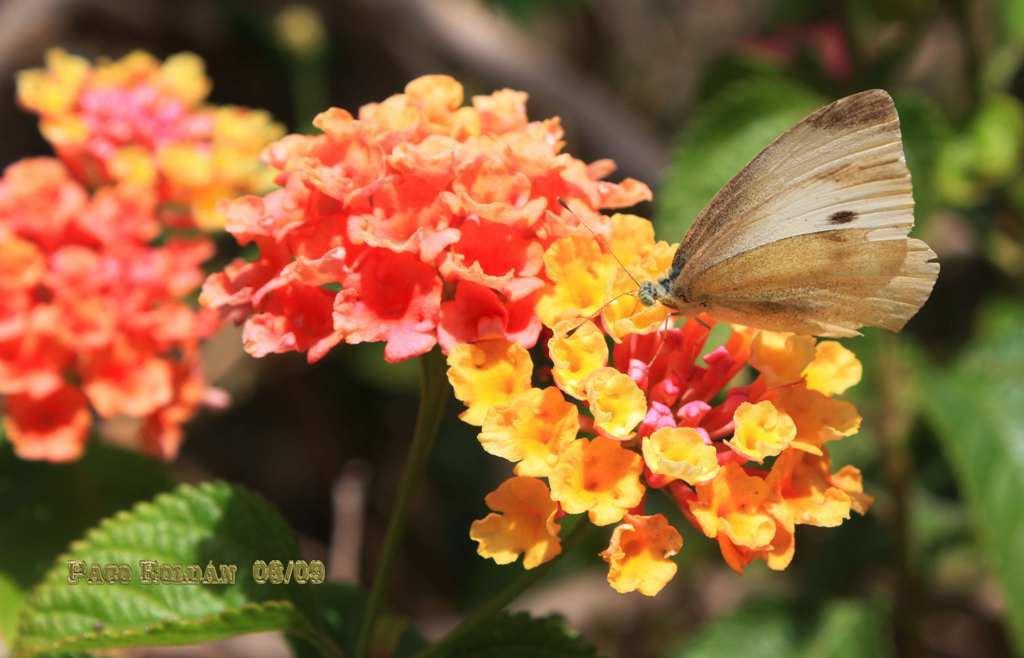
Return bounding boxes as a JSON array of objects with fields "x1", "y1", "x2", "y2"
[
  {"x1": 655, "y1": 78, "x2": 823, "y2": 241},
  {"x1": 665, "y1": 598, "x2": 892, "y2": 658},
  {"x1": 916, "y1": 300, "x2": 1024, "y2": 654},
  {"x1": 0, "y1": 442, "x2": 174, "y2": 640},
  {"x1": 12, "y1": 481, "x2": 335, "y2": 657},
  {"x1": 442, "y1": 612, "x2": 596, "y2": 658}
]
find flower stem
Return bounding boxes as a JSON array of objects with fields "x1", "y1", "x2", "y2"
[
  {"x1": 353, "y1": 348, "x2": 450, "y2": 658},
  {"x1": 415, "y1": 517, "x2": 591, "y2": 658}
]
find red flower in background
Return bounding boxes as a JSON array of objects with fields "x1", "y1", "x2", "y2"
[
  {"x1": 203, "y1": 74, "x2": 651, "y2": 363},
  {"x1": 0, "y1": 158, "x2": 217, "y2": 462}
]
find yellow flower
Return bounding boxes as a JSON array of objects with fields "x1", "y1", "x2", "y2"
[
  {"x1": 600, "y1": 271, "x2": 673, "y2": 343},
  {"x1": 273, "y1": 4, "x2": 328, "y2": 57},
  {"x1": 601, "y1": 514, "x2": 682, "y2": 596},
  {"x1": 727, "y1": 400, "x2": 797, "y2": 463},
  {"x1": 479, "y1": 387, "x2": 579, "y2": 477},
  {"x1": 601, "y1": 215, "x2": 676, "y2": 341},
  {"x1": 536, "y1": 235, "x2": 616, "y2": 328},
  {"x1": 159, "y1": 144, "x2": 214, "y2": 188},
  {"x1": 447, "y1": 339, "x2": 533, "y2": 425},
  {"x1": 470, "y1": 477, "x2": 561, "y2": 569},
  {"x1": 772, "y1": 384, "x2": 861, "y2": 455},
  {"x1": 549, "y1": 437, "x2": 644, "y2": 526},
  {"x1": 158, "y1": 52, "x2": 211, "y2": 105},
  {"x1": 16, "y1": 48, "x2": 89, "y2": 116},
  {"x1": 749, "y1": 331, "x2": 816, "y2": 387},
  {"x1": 642, "y1": 427, "x2": 719, "y2": 485},
  {"x1": 803, "y1": 340, "x2": 862, "y2": 396},
  {"x1": 586, "y1": 367, "x2": 646, "y2": 439},
  {"x1": 92, "y1": 50, "x2": 159, "y2": 87},
  {"x1": 109, "y1": 147, "x2": 158, "y2": 187},
  {"x1": 548, "y1": 320, "x2": 608, "y2": 400},
  {"x1": 610, "y1": 215, "x2": 659, "y2": 268}
]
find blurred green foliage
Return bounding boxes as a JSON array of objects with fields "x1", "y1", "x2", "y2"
[
  {"x1": 666, "y1": 599, "x2": 893, "y2": 658},
  {"x1": 916, "y1": 300, "x2": 1024, "y2": 650}
]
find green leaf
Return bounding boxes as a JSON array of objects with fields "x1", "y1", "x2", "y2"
[
  {"x1": 916, "y1": 300, "x2": 1024, "y2": 653},
  {"x1": 12, "y1": 481, "x2": 336, "y2": 657},
  {"x1": 0, "y1": 442, "x2": 174, "y2": 639},
  {"x1": 0, "y1": 572, "x2": 24, "y2": 642},
  {"x1": 666, "y1": 599, "x2": 892, "y2": 658},
  {"x1": 442, "y1": 612, "x2": 596, "y2": 658},
  {"x1": 655, "y1": 77, "x2": 823, "y2": 241}
]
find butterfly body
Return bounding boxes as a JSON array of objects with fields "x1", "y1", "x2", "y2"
[{"x1": 639, "y1": 88, "x2": 939, "y2": 337}]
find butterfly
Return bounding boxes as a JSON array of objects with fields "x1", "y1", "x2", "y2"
[{"x1": 634, "y1": 88, "x2": 939, "y2": 337}]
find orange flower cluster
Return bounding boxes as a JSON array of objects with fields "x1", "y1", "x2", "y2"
[
  {"x1": 201, "y1": 75, "x2": 650, "y2": 363},
  {"x1": 17, "y1": 48, "x2": 283, "y2": 230},
  {"x1": 0, "y1": 158, "x2": 217, "y2": 461},
  {"x1": 452, "y1": 214, "x2": 873, "y2": 595}
]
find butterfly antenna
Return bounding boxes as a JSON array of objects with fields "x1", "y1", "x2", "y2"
[
  {"x1": 644, "y1": 314, "x2": 675, "y2": 369},
  {"x1": 557, "y1": 197, "x2": 643, "y2": 289},
  {"x1": 565, "y1": 290, "x2": 637, "y2": 336}
]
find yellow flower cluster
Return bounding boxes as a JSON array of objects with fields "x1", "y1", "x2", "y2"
[
  {"x1": 17, "y1": 48, "x2": 283, "y2": 229},
  {"x1": 448, "y1": 210, "x2": 874, "y2": 596}
]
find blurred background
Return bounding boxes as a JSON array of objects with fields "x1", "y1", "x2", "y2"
[{"x1": 1, "y1": 1, "x2": 1023, "y2": 657}]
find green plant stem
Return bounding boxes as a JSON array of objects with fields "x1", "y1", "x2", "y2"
[
  {"x1": 353, "y1": 348, "x2": 450, "y2": 658},
  {"x1": 415, "y1": 517, "x2": 591, "y2": 658},
  {"x1": 877, "y1": 337, "x2": 924, "y2": 658}
]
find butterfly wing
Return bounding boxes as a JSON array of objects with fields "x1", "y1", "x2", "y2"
[{"x1": 672, "y1": 89, "x2": 938, "y2": 336}]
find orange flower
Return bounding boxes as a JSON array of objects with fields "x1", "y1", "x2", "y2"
[
  {"x1": 749, "y1": 330, "x2": 816, "y2": 387},
  {"x1": 688, "y1": 464, "x2": 776, "y2": 551},
  {"x1": 3, "y1": 385, "x2": 90, "y2": 462},
  {"x1": 470, "y1": 476, "x2": 561, "y2": 569},
  {"x1": 549, "y1": 436, "x2": 645, "y2": 526},
  {"x1": 446, "y1": 339, "x2": 532, "y2": 425},
  {"x1": 771, "y1": 384, "x2": 861, "y2": 455},
  {"x1": 727, "y1": 400, "x2": 797, "y2": 463},
  {"x1": 479, "y1": 387, "x2": 579, "y2": 477},
  {"x1": 770, "y1": 448, "x2": 873, "y2": 521},
  {"x1": 601, "y1": 514, "x2": 682, "y2": 596}
]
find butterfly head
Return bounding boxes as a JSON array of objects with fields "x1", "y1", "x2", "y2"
[{"x1": 638, "y1": 279, "x2": 669, "y2": 306}]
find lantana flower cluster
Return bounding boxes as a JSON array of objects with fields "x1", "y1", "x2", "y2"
[
  {"x1": 0, "y1": 49, "x2": 272, "y2": 462},
  {"x1": 17, "y1": 48, "x2": 283, "y2": 230},
  {"x1": 451, "y1": 212, "x2": 874, "y2": 595},
  {"x1": 0, "y1": 158, "x2": 217, "y2": 461},
  {"x1": 200, "y1": 74, "x2": 650, "y2": 363}
]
